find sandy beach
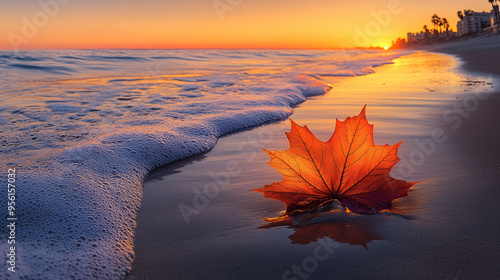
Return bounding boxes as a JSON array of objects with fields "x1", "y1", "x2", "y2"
[
  {"x1": 126, "y1": 36, "x2": 500, "y2": 280},
  {"x1": 424, "y1": 36, "x2": 500, "y2": 75},
  {"x1": 5, "y1": 1, "x2": 500, "y2": 279}
]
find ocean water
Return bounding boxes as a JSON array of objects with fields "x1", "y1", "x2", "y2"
[
  {"x1": 0, "y1": 49, "x2": 405, "y2": 279},
  {"x1": 130, "y1": 52, "x2": 497, "y2": 280}
]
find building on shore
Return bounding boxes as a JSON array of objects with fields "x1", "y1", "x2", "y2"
[
  {"x1": 402, "y1": 7, "x2": 498, "y2": 48},
  {"x1": 406, "y1": 30, "x2": 456, "y2": 47},
  {"x1": 407, "y1": 32, "x2": 426, "y2": 45},
  {"x1": 457, "y1": 10, "x2": 496, "y2": 36}
]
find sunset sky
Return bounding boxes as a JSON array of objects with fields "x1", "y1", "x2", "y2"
[{"x1": 0, "y1": 0, "x2": 494, "y2": 50}]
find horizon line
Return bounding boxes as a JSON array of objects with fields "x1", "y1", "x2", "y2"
[{"x1": 0, "y1": 46, "x2": 388, "y2": 51}]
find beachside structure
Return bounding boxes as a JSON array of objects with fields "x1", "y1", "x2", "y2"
[
  {"x1": 457, "y1": 10, "x2": 495, "y2": 36},
  {"x1": 406, "y1": 30, "x2": 456, "y2": 47},
  {"x1": 407, "y1": 32, "x2": 426, "y2": 45}
]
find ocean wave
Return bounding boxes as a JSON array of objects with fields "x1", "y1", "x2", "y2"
[
  {"x1": 85, "y1": 55, "x2": 150, "y2": 61},
  {"x1": 60, "y1": 55, "x2": 87, "y2": 60},
  {"x1": 1, "y1": 74, "x2": 332, "y2": 279},
  {"x1": 150, "y1": 56, "x2": 204, "y2": 61},
  {"x1": 8, "y1": 63, "x2": 76, "y2": 74},
  {"x1": 14, "y1": 56, "x2": 45, "y2": 62},
  {"x1": 0, "y1": 49, "x2": 406, "y2": 279}
]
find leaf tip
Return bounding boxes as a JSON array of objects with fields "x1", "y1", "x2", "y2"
[
  {"x1": 359, "y1": 104, "x2": 367, "y2": 119},
  {"x1": 250, "y1": 187, "x2": 263, "y2": 193},
  {"x1": 394, "y1": 141, "x2": 404, "y2": 149}
]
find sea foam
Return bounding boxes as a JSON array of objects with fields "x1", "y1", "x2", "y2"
[{"x1": 0, "y1": 49, "x2": 405, "y2": 279}]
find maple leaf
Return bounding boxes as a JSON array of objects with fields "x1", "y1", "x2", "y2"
[{"x1": 252, "y1": 106, "x2": 416, "y2": 214}]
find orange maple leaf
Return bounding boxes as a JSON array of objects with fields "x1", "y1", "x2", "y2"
[{"x1": 252, "y1": 106, "x2": 416, "y2": 214}]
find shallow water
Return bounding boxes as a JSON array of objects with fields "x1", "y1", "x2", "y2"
[
  {"x1": 129, "y1": 52, "x2": 497, "y2": 279},
  {"x1": 0, "y1": 49, "x2": 408, "y2": 279}
]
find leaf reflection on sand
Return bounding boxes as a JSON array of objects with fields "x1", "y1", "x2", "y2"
[{"x1": 258, "y1": 205, "x2": 383, "y2": 247}]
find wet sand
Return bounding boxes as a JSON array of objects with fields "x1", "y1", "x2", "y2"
[
  {"x1": 126, "y1": 41, "x2": 500, "y2": 280},
  {"x1": 423, "y1": 35, "x2": 500, "y2": 75}
]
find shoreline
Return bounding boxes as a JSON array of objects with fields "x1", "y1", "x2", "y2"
[
  {"x1": 420, "y1": 35, "x2": 500, "y2": 75},
  {"x1": 1, "y1": 49, "x2": 405, "y2": 279},
  {"x1": 127, "y1": 41, "x2": 500, "y2": 280}
]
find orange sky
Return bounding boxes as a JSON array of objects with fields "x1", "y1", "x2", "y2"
[{"x1": 0, "y1": 0, "x2": 494, "y2": 50}]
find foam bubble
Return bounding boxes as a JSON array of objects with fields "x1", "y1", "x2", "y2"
[{"x1": 0, "y1": 49, "x2": 405, "y2": 279}]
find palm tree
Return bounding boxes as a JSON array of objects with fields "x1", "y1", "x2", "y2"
[
  {"x1": 431, "y1": 14, "x2": 441, "y2": 33},
  {"x1": 441, "y1": 18, "x2": 450, "y2": 38},
  {"x1": 464, "y1": 9, "x2": 472, "y2": 16},
  {"x1": 457, "y1": 11, "x2": 464, "y2": 19},
  {"x1": 423, "y1": 25, "x2": 430, "y2": 41},
  {"x1": 431, "y1": 14, "x2": 436, "y2": 32},
  {"x1": 442, "y1": 18, "x2": 450, "y2": 32}
]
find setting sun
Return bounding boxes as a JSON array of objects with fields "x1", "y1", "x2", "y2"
[
  {"x1": 2, "y1": 0, "x2": 500, "y2": 279},
  {"x1": 0, "y1": 0, "x2": 493, "y2": 50}
]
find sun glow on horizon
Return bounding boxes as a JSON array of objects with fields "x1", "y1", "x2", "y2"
[{"x1": 0, "y1": 0, "x2": 494, "y2": 50}]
